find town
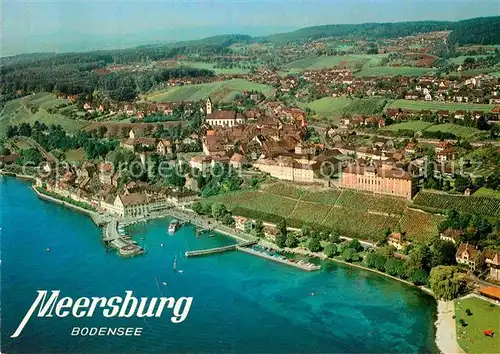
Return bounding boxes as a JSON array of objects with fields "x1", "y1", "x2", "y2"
[{"x1": 1, "y1": 15, "x2": 500, "y2": 354}]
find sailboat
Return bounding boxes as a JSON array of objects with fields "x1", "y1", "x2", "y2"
[{"x1": 173, "y1": 256, "x2": 177, "y2": 272}]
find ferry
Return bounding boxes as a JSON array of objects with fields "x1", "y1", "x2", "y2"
[{"x1": 168, "y1": 219, "x2": 180, "y2": 234}]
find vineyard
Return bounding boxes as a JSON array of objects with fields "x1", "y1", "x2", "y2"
[
  {"x1": 203, "y1": 186, "x2": 445, "y2": 242},
  {"x1": 412, "y1": 191, "x2": 500, "y2": 218},
  {"x1": 399, "y1": 209, "x2": 445, "y2": 243},
  {"x1": 335, "y1": 190, "x2": 407, "y2": 215},
  {"x1": 262, "y1": 182, "x2": 306, "y2": 199},
  {"x1": 322, "y1": 209, "x2": 400, "y2": 240}
]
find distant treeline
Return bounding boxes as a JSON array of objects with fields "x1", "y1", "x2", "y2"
[
  {"x1": 261, "y1": 16, "x2": 500, "y2": 46},
  {"x1": 0, "y1": 62, "x2": 215, "y2": 104}
]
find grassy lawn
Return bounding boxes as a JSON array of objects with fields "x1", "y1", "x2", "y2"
[
  {"x1": 354, "y1": 66, "x2": 435, "y2": 77},
  {"x1": 388, "y1": 99, "x2": 495, "y2": 112},
  {"x1": 424, "y1": 124, "x2": 485, "y2": 139},
  {"x1": 455, "y1": 297, "x2": 500, "y2": 354},
  {"x1": 304, "y1": 97, "x2": 386, "y2": 118},
  {"x1": 145, "y1": 79, "x2": 273, "y2": 103},
  {"x1": 490, "y1": 71, "x2": 500, "y2": 78},
  {"x1": 0, "y1": 94, "x2": 87, "y2": 138},
  {"x1": 178, "y1": 61, "x2": 250, "y2": 74},
  {"x1": 283, "y1": 54, "x2": 385, "y2": 71},
  {"x1": 383, "y1": 121, "x2": 434, "y2": 132},
  {"x1": 65, "y1": 148, "x2": 86, "y2": 164}
]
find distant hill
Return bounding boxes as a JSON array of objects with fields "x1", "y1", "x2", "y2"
[{"x1": 259, "y1": 16, "x2": 500, "y2": 45}]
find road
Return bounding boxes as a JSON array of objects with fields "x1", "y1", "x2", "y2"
[{"x1": 12, "y1": 136, "x2": 59, "y2": 163}]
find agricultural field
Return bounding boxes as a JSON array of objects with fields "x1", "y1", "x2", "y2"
[
  {"x1": 287, "y1": 202, "x2": 332, "y2": 226},
  {"x1": 412, "y1": 191, "x2": 500, "y2": 218},
  {"x1": 424, "y1": 124, "x2": 485, "y2": 139},
  {"x1": 0, "y1": 93, "x2": 87, "y2": 138},
  {"x1": 354, "y1": 66, "x2": 435, "y2": 77},
  {"x1": 383, "y1": 121, "x2": 434, "y2": 132},
  {"x1": 178, "y1": 61, "x2": 250, "y2": 74},
  {"x1": 335, "y1": 190, "x2": 407, "y2": 215},
  {"x1": 65, "y1": 148, "x2": 86, "y2": 164},
  {"x1": 204, "y1": 190, "x2": 297, "y2": 218},
  {"x1": 261, "y1": 182, "x2": 306, "y2": 199},
  {"x1": 388, "y1": 99, "x2": 495, "y2": 112},
  {"x1": 301, "y1": 189, "x2": 342, "y2": 205},
  {"x1": 473, "y1": 187, "x2": 500, "y2": 199},
  {"x1": 399, "y1": 209, "x2": 445, "y2": 243},
  {"x1": 145, "y1": 79, "x2": 273, "y2": 103},
  {"x1": 455, "y1": 297, "x2": 500, "y2": 354},
  {"x1": 490, "y1": 71, "x2": 500, "y2": 78},
  {"x1": 448, "y1": 55, "x2": 490, "y2": 65},
  {"x1": 304, "y1": 97, "x2": 386, "y2": 118},
  {"x1": 283, "y1": 54, "x2": 385, "y2": 71},
  {"x1": 322, "y1": 209, "x2": 400, "y2": 240},
  {"x1": 205, "y1": 187, "x2": 444, "y2": 242}
]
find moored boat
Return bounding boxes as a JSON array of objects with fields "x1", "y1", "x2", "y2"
[{"x1": 168, "y1": 219, "x2": 180, "y2": 234}]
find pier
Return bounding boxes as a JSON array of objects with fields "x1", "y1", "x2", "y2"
[
  {"x1": 237, "y1": 246, "x2": 321, "y2": 271},
  {"x1": 185, "y1": 240, "x2": 257, "y2": 257}
]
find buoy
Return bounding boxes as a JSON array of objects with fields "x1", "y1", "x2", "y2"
[
  {"x1": 160, "y1": 243, "x2": 163, "y2": 247},
  {"x1": 162, "y1": 282, "x2": 167, "y2": 286},
  {"x1": 46, "y1": 248, "x2": 51, "y2": 252}
]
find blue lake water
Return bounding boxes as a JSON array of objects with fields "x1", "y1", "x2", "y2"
[{"x1": 0, "y1": 177, "x2": 438, "y2": 353}]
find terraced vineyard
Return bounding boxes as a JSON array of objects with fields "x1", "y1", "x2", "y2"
[
  {"x1": 335, "y1": 190, "x2": 407, "y2": 215},
  {"x1": 287, "y1": 202, "x2": 332, "y2": 227},
  {"x1": 399, "y1": 209, "x2": 445, "y2": 243},
  {"x1": 412, "y1": 191, "x2": 500, "y2": 218},
  {"x1": 262, "y1": 182, "x2": 306, "y2": 199},
  {"x1": 301, "y1": 189, "x2": 342, "y2": 205},
  {"x1": 322, "y1": 209, "x2": 400, "y2": 240},
  {"x1": 203, "y1": 186, "x2": 443, "y2": 242},
  {"x1": 204, "y1": 190, "x2": 297, "y2": 218}
]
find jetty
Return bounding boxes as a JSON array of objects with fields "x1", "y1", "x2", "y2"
[
  {"x1": 185, "y1": 240, "x2": 257, "y2": 257},
  {"x1": 237, "y1": 246, "x2": 321, "y2": 271},
  {"x1": 103, "y1": 219, "x2": 144, "y2": 258}
]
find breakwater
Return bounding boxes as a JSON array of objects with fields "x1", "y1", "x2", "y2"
[
  {"x1": 237, "y1": 246, "x2": 321, "y2": 271},
  {"x1": 185, "y1": 240, "x2": 257, "y2": 257}
]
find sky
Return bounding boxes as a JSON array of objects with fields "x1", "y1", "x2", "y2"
[{"x1": 1, "y1": 0, "x2": 499, "y2": 56}]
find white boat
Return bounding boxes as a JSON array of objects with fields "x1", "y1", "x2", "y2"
[{"x1": 168, "y1": 220, "x2": 180, "y2": 234}]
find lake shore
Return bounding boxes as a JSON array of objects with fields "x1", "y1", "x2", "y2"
[{"x1": 435, "y1": 300, "x2": 465, "y2": 354}]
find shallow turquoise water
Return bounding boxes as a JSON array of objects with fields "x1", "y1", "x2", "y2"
[{"x1": 0, "y1": 177, "x2": 438, "y2": 353}]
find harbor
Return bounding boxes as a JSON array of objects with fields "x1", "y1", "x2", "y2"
[
  {"x1": 237, "y1": 245, "x2": 321, "y2": 271},
  {"x1": 103, "y1": 219, "x2": 145, "y2": 258}
]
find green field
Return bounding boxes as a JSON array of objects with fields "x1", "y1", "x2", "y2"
[
  {"x1": 304, "y1": 97, "x2": 386, "y2": 118},
  {"x1": 178, "y1": 61, "x2": 250, "y2": 74},
  {"x1": 424, "y1": 124, "x2": 485, "y2": 139},
  {"x1": 283, "y1": 54, "x2": 385, "y2": 71},
  {"x1": 412, "y1": 191, "x2": 500, "y2": 218},
  {"x1": 388, "y1": 99, "x2": 495, "y2": 112},
  {"x1": 146, "y1": 79, "x2": 273, "y2": 103},
  {"x1": 383, "y1": 121, "x2": 434, "y2": 132},
  {"x1": 490, "y1": 71, "x2": 500, "y2": 78},
  {"x1": 455, "y1": 298, "x2": 500, "y2": 354},
  {"x1": 354, "y1": 66, "x2": 435, "y2": 77},
  {"x1": 204, "y1": 183, "x2": 442, "y2": 242},
  {"x1": 0, "y1": 93, "x2": 87, "y2": 138},
  {"x1": 473, "y1": 187, "x2": 500, "y2": 199},
  {"x1": 448, "y1": 55, "x2": 490, "y2": 65}
]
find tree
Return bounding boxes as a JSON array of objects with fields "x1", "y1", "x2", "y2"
[
  {"x1": 348, "y1": 239, "x2": 363, "y2": 252},
  {"x1": 275, "y1": 232, "x2": 287, "y2": 248},
  {"x1": 211, "y1": 203, "x2": 226, "y2": 220},
  {"x1": 221, "y1": 212, "x2": 234, "y2": 226},
  {"x1": 286, "y1": 234, "x2": 299, "y2": 248},
  {"x1": 277, "y1": 219, "x2": 287, "y2": 238},
  {"x1": 254, "y1": 219, "x2": 264, "y2": 238},
  {"x1": 301, "y1": 224, "x2": 311, "y2": 237},
  {"x1": 192, "y1": 202, "x2": 203, "y2": 215},
  {"x1": 405, "y1": 244, "x2": 431, "y2": 278},
  {"x1": 365, "y1": 252, "x2": 387, "y2": 271},
  {"x1": 410, "y1": 269, "x2": 429, "y2": 286},
  {"x1": 385, "y1": 258, "x2": 406, "y2": 277},
  {"x1": 429, "y1": 266, "x2": 465, "y2": 300},
  {"x1": 324, "y1": 243, "x2": 337, "y2": 258},
  {"x1": 430, "y1": 240, "x2": 457, "y2": 267},
  {"x1": 342, "y1": 248, "x2": 360, "y2": 262},
  {"x1": 329, "y1": 231, "x2": 341, "y2": 244},
  {"x1": 308, "y1": 238, "x2": 322, "y2": 252}
]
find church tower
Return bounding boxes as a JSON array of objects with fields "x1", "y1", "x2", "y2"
[{"x1": 205, "y1": 97, "x2": 212, "y2": 115}]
